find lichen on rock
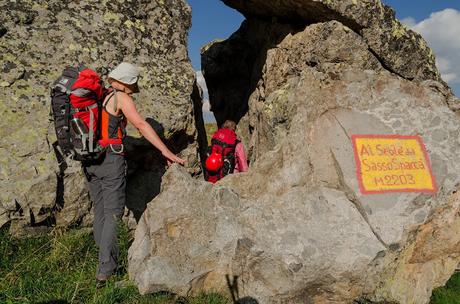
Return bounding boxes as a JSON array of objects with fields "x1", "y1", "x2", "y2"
[
  {"x1": 221, "y1": 0, "x2": 441, "y2": 82},
  {"x1": 0, "y1": 0, "x2": 204, "y2": 235}
]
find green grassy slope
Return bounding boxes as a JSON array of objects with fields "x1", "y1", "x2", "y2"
[
  {"x1": 0, "y1": 226, "x2": 229, "y2": 304},
  {"x1": 1, "y1": 219, "x2": 459, "y2": 303},
  {"x1": 205, "y1": 123, "x2": 218, "y2": 146},
  {"x1": 431, "y1": 273, "x2": 460, "y2": 304}
]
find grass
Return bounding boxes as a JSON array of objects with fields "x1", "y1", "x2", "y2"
[
  {"x1": 0, "y1": 225, "x2": 230, "y2": 304},
  {"x1": 431, "y1": 273, "x2": 460, "y2": 304},
  {"x1": 204, "y1": 123, "x2": 218, "y2": 145},
  {"x1": 3, "y1": 222, "x2": 458, "y2": 304}
]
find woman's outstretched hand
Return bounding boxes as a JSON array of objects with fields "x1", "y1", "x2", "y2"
[
  {"x1": 163, "y1": 151, "x2": 186, "y2": 166},
  {"x1": 119, "y1": 93, "x2": 186, "y2": 167}
]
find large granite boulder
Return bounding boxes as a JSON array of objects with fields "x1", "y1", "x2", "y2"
[
  {"x1": 129, "y1": 1, "x2": 460, "y2": 303},
  {"x1": 222, "y1": 0, "x2": 441, "y2": 82},
  {"x1": 0, "y1": 0, "x2": 203, "y2": 235},
  {"x1": 204, "y1": 0, "x2": 458, "y2": 128}
]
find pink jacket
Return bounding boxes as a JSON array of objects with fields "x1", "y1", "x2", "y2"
[{"x1": 234, "y1": 142, "x2": 249, "y2": 173}]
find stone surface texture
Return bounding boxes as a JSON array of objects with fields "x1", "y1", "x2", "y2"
[
  {"x1": 203, "y1": 0, "x2": 460, "y2": 128},
  {"x1": 129, "y1": 1, "x2": 460, "y2": 303},
  {"x1": 222, "y1": 0, "x2": 441, "y2": 82},
  {"x1": 0, "y1": 0, "x2": 203, "y2": 235}
]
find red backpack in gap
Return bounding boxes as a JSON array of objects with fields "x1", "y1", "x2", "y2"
[
  {"x1": 50, "y1": 66, "x2": 106, "y2": 161},
  {"x1": 205, "y1": 128, "x2": 238, "y2": 183}
]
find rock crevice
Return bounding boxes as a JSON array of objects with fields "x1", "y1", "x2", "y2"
[{"x1": 330, "y1": 145, "x2": 389, "y2": 250}]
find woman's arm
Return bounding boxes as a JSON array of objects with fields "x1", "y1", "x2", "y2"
[{"x1": 119, "y1": 93, "x2": 185, "y2": 165}]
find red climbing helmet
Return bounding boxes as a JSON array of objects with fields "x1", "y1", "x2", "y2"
[{"x1": 205, "y1": 152, "x2": 223, "y2": 172}]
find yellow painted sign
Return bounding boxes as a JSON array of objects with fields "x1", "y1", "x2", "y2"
[{"x1": 352, "y1": 135, "x2": 437, "y2": 194}]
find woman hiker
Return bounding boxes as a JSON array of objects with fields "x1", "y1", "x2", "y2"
[{"x1": 83, "y1": 62, "x2": 185, "y2": 287}]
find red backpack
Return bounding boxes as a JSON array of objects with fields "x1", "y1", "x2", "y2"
[
  {"x1": 51, "y1": 66, "x2": 106, "y2": 161},
  {"x1": 205, "y1": 128, "x2": 238, "y2": 183}
]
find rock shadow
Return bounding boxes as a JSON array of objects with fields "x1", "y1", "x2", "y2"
[
  {"x1": 124, "y1": 118, "x2": 167, "y2": 222},
  {"x1": 226, "y1": 274, "x2": 260, "y2": 304},
  {"x1": 192, "y1": 77, "x2": 209, "y2": 168},
  {"x1": 124, "y1": 116, "x2": 200, "y2": 221},
  {"x1": 201, "y1": 19, "x2": 304, "y2": 127},
  {"x1": 50, "y1": 116, "x2": 190, "y2": 226}
]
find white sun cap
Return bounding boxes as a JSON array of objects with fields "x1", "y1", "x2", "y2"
[{"x1": 108, "y1": 62, "x2": 140, "y2": 85}]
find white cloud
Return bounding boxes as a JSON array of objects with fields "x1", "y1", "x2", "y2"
[
  {"x1": 400, "y1": 17, "x2": 416, "y2": 28},
  {"x1": 196, "y1": 70, "x2": 215, "y2": 122},
  {"x1": 406, "y1": 9, "x2": 460, "y2": 95}
]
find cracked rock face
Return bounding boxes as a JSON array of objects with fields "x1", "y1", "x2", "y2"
[
  {"x1": 0, "y1": 0, "x2": 202, "y2": 235},
  {"x1": 130, "y1": 3, "x2": 460, "y2": 303},
  {"x1": 222, "y1": 0, "x2": 441, "y2": 83},
  {"x1": 204, "y1": 0, "x2": 457, "y2": 128}
]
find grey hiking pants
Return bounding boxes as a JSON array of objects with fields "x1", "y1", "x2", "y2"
[{"x1": 83, "y1": 149, "x2": 126, "y2": 277}]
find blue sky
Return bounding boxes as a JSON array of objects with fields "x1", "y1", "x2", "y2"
[
  {"x1": 188, "y1": 1, "x2": 243, "y2": 71},
  {"x1": 383, "y1": 0, "x2": 459, "y2": 21},
  {"x1": 188, "y1": 1, "x2": 460, "y2": 121}
]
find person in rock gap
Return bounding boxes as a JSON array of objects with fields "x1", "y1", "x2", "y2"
[{"x1": 205, "y1": 119, "x2": 249, "y2": 183}]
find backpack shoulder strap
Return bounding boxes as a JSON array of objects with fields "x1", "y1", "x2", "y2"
[
  {"x1": 103, "y1": 88, "x2": 117, "y2": 111},
  {"x1": 112, "y1": 89, "x2": 118, "y2": 113},
  {"x1": 211, "y1": 138, "x2": 236, "y2": 149}
]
